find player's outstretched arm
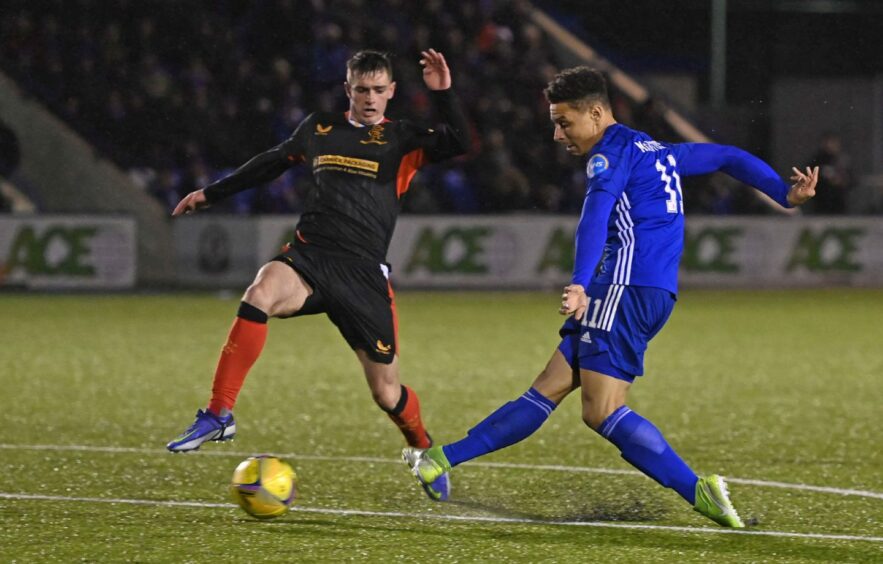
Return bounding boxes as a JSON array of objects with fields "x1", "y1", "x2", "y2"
[
  {"x1": 172, "y1": 189, "x2": 209, "y2": 216},
  {"x1": 417, "y1": 49, "x2": 469, "y2": 160},
  {"x1": 673, "y1": 143, "x2": 797, "y2": 208},
  {"x1": 173, "y1": 145, "x2": 300, "y2": 217},
  {"x1": 420, "y1": 48, "x2": 451, "y2": 91},
  {"x1": 787, "y1": 166, "x2": 819, "y2": 207}
]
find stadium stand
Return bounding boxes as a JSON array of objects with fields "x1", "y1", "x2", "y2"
[{"x1": 0, "y1": 0, "x2": 775, "y2": 215}]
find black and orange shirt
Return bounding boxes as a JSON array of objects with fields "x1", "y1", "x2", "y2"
[{"x1": 203, "y1": 89, "x2": 468, "y2": 262}]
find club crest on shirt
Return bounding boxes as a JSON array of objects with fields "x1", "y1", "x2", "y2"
[
  {"x1": 360, "y1": 124, "x2": 388, "y2": 145},
  {"x1": 587, "y1": 154, "x2": 609, "y2": 179}
]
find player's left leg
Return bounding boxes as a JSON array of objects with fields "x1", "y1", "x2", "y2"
[
  {"x1": 443, "y1": 349, "x2": 575, "y2": 466},
  {"x1": 358, "y1": 351, "x2": 450, "y2": 501},
  {"x1": 331, "y1": 261, "x2": 449, "y2": 500},
  {"x1": 337, "y1": 263, "x2": 435, "y2": 452},
  {"x1": 357, "y1": 351, "x2": 432, "y2": 449},
  {"x1": 581, "y1": 369, "x2": 743, "y2": 527},
  {"x1": 403, "y1": 348, "x2": 577, "y2": 488}
]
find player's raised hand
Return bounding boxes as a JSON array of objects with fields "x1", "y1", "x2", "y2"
[
  {"x1": 559, "y1": 284, "x2": 588, "y2": 319},
  {"x1": 787, "y1": 165, "x2": 819, "y2": 207},
  {"x1": 420, "y1": 49, "x2": 451, "y2": 91},
  {"x1": 172, "y1": 189, "x2": 209, "y2": 216}
]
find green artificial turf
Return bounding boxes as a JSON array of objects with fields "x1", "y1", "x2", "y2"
[{"x1": 0, "y1": 290, "x2": 880, "y2": 562}]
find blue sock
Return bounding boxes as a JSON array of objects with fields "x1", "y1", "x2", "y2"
[
  {"x1": 598, "y1": 406, "x2": 699, "y2": 504},
  {"x1": 443, "y1": 388, "x2": 556, "y2": 467}
]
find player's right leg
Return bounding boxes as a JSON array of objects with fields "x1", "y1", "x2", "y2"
[
  {"x1": 167, "y1": 261, "x2": 312, "y2": 452},
  {"x1": 585, "y1": 377, "x2": 743, "y2": 527},
  {"x1": 581, "y1": 367, "x2": 700, "y2": 503},
  {"x1": 403, "y1": 348, "x2": 576, "y2": 488},
  {"x1": 576, "y1": 283, "x2": 743, "y2": 527}
]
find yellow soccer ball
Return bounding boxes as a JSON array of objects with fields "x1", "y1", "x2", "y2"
[{"x1": 230, "y1": 455, "x2": 297, "y2": 519}]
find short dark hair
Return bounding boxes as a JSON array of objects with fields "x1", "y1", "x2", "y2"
[
  {"x1": 346, "y1": 50, "x2": 393, "y2": 80},
  {"x1": 544, "y1": 66, "x2": 610, "y2": 110}
]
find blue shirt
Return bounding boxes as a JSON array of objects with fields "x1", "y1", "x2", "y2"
[{"x1": 572, "y1": 124, "x2": 792, "y2": 295}]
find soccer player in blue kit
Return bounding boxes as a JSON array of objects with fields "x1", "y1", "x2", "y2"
[{"x1": 403, "y1": 67, "x2": 819, "y2": 527}]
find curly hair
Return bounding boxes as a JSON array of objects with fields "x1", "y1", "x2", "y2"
[{"x1": 544, "y1": 66, "x2": 610, "y2": 110}]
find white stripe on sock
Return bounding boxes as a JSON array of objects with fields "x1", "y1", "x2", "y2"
[{"x1": 602, "y1": 407, "x2": 632, "y2": 438}]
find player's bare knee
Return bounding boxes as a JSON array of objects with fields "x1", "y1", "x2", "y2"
[
  {"x1": 242, "y1": 282, "x2": 274, "y2": 313},
  {"x1": 532, "y1": 370, "x2": 569, "y2": 405},
  {"x1": 360, "y1": 355, "x2": 401, "y2": 410},
  {"x1": 244, "y1": 263, "x2": 308, "y2": 317},
  {"x1": 531, "y1": 351, "x2": 577, "y2": 404},
  {"x1": 370, "y1": 382, "x2": 399, "y2": 411},
  {"x1": 581, "y1": 406, "x2": 604, "y2": 430},
  {"x1": 581, "y1": 398, "x2": 620, "y2": 430}
]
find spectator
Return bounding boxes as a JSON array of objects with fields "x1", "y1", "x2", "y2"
[
  {"x1": 0, "y1": 119, "x2": 21, "y2": 178},
  {"x1": 633, "y1": 97, "x2": 677, "y2": 142},
  {"x1": 807, "y1": 132, "x2": 853, "y2": 214},
  {"x1": 0, "y1": 0, "x2": 729, "y2": 215}
]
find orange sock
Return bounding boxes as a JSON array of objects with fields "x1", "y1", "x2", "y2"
[
  {"x1": 207, "y1": 310, "x2": 268, "y2": 415},
  {"x1": 386, "y1": 385, "x2": 432, "y2": 448}
]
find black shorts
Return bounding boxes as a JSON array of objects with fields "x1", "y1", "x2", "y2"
[{"x1": 273, "y1": 243, "x2": 398, "y2": 364}]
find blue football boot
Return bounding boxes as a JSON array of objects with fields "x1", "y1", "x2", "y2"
[
  {"x1": 402, "y1": 446, "x2": 451, "y2": 502},
  {"x1": 166, "y1": 409, "x2": 236, "y2": 452}
]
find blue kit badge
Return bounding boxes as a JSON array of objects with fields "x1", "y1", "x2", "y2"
[{"x1": 587, "y1": 154, "x2": 609, "y2": 178}]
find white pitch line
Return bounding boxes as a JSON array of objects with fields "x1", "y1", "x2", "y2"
[
  {"x1": 1, "y1": 492, "x2": 881, "y2": 544},
  {"x1": 1, "y1": 443, "x2": 881, "y2": 501},
  {"x1": 478, "y1": 462, "x2": 883, "y2": 501}
]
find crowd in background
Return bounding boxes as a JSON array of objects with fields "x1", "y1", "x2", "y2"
[{"x1": 1, "y1": 0, "x2": 843, "y2": 215}]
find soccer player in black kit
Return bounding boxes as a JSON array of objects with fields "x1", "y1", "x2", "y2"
[{"x1": 166, "y1": 49, "x2": 467, "y2": 501}]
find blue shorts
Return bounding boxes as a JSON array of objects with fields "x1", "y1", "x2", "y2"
[{"x1": 558, "y1": 284, "x2": 675, "y2": 382}]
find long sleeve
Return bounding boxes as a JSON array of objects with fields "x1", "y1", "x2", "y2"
[
  {"x1": 202, "y1": 114, "x2": 312, "y2": 204},
  {"x1": 202, "y1": 146, "x2": 296, "y2": 204},
  {"x1": 673, "y1": 143, "x2": 792, "y2": 208},
  {"x1": 572, "y1": 189, "x2": 617, "y2": 288},
  {"x1": 421, "y1": 89, "x2": 470, "y2": 161}
]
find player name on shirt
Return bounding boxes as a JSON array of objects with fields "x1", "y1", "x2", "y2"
[{"x1": 634, "y1": 140, "x2": 666, "y2": 153}]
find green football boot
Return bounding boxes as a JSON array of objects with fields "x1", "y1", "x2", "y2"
[
  {"x1": 693, "y1": 474, "x2": 745, "y2": 528},
  {"x1": 401, "y1": 446, "x2": 451, "y2": 501}
]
